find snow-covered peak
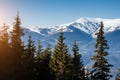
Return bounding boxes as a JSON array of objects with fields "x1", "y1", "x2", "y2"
[
  {"x1": 75, "y1": 17, "x2": 120, "y2": 33},
  {"x1": 28, "y1": 26, "x2": 40, "y2": 33},
  {"x1": 101, "y1": 18, "x2": 120, "y2": 32},
  {"x1": 59, "y1": 17, "x2": 120, "y2": 35},
  {"x1": 76, "y1": 17, "x2": 102, "y2": 23},
  {"x1": 23, "y1": 17, "x2": 120, "y2": 38}
]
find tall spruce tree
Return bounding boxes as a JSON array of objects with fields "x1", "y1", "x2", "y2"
[
  {"x1": 50, "y1": 30, "x2": 72, "y2": 80},
  {"x1": 35, "y1": 40, "x2": 42, "y2": 61},
  {"x1": 0, "y1": 24, "x2": 9, "y2": 46},
  {"x1": 23, "y1": 35, "x2": 35, "y2": 80},
  {"x1": 10, "y1": 13, "x2": 24, "y2": 80},
  {"x1": 0, "y1": 24, "x2": 9, "y2": 55},
  {"x1": 91, "y1": 22, "x2": 113, "y2": 80},
  {"x1": 116, "y1": 69, "x2": 120, "y2": 80},
  {"x1": 40, "y1": 44, "x2": 53, "y2": 80},
  {"x1": 72, "y1": 42, "x2": 87, "y2": 80},
  {"x1": 34, "y1": 40, "x2": 43, "y2": 80},
  {"x1": 0, "y1": 24, "x2": 12, "y2": 80}
]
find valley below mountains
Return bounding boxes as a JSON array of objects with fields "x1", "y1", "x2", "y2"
[{"x1": 22, "y1": 17, "x2": 120, "y2": 75}]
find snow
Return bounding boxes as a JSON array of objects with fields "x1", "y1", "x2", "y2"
[
  {"x1": 56, "y1": 17, "x2": 120, "y2": 38},
  {"x1": 103, "y1": 19, "x2": 120, "y2": 27},
  {"x1": 19, "y1": 17, "x2": 120, "y2": 79},
  {"x1": 29, "y1": 26, "x2": 40, "y2": 33},
  {"x1": 26, "y1": 17, "x2": 120, "y2": 39},
  {"x1": 102, "y1": 18, "x2": 120, "y2": 32},
  {"x1": 76, "y1": 17, "x2": 120, "y2": 33}
]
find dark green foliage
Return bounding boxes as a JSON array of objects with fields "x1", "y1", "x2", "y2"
[
  {"x1": 91, "y1": 22, "x2": 113, "y2": 80},
  {"x1": 35, "y1": 40, "x2": 42, "y2": 62},
  {"x1": 0, "y1": 24, "x2": 12, "y2": 80},
  {"x1": 50, "y1": 31, "x2": 72, "y2": 80},
  {"x1": 23, "y1": 35, "x2": 35, "y2": 80},
  {"x1": 42, "y1": 44, "x2": 51, "y2": 64},
  {"x1": 72, "y1": 42, "x2": 87, "y2": 80},
  {"x1": 34, "y1": 40, "x2": 43, "y2": 80},
  {"x1": 116, "y1": 69, "x2": 120, "y2": 80},
  {"x1": 40, "y1": 44, "x2": 53, "y2": 80},
  {"x1": 10, "y1": 13, "x2": 25, "y2": 80},
  {"x1": 0, "y1": 14, "x2": 116, "y2": 80},
  {"x1": 0, "y1": 24, "x2": 9, "y2": 46}
]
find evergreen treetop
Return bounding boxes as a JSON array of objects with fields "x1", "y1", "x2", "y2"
[
  {"x1": 91, "y1": 21, "x2": 113, "y2": 80},
  {"x1": 72, "y1": 42, "x2": 87, "y2": 80},
  {"x1": 116, "y1": 69, "x2": 120, "y2": 80},
  {"x1": 50, "y1": 31, "x2": 71, "y2": 80}
]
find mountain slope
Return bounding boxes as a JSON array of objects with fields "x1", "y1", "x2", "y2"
[
  {"x1": 28, "y1": 17, "x2": 120, "y2": 37},
  {"x1": 9, "y1": 17, "x2": 118, "y2": 74},
  {"x1": 21, "y1": 18, "x2": 120, "y2": 70}
]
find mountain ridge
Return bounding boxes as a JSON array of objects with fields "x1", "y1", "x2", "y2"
[
  {"x1": 21, "y1": 18, "x2": 120, "y2": 73},
  {"x1": 25, "y1": 17, "x2": 120, "y2": 38},
  {"x1": 1, "y1": 17, "x2": 120, "y2": 72}
]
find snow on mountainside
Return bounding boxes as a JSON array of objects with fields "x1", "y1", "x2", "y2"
[
  {"x1": 28, "y1": 17, "x2": 120, "y2": 38},
  {"x1": 76, "y1": 17, "x2": 120, "y2": 33},
  {"x1": 22, "y1": 18, "x2": 120, "y2": 75},
  {"x1": 1, "y1": 17, "x2": 119, "y2": 78}
]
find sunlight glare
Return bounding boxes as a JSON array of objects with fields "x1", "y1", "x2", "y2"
[{"x1": 0, "y1": 4, "x2": 7, "y2": 27}]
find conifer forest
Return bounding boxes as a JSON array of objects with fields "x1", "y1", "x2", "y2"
[{"x1": 0, "y1": 14, "x2": 120, "y2": 80}]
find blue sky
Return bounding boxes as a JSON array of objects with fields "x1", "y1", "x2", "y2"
[{"x1": 0, "y1": 0, "x2": 120, "y2": 28}]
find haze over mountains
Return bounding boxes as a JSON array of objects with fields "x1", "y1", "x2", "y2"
[
  {"x1": 0, "y1": 17, "x2": 114, "y2": 75},
  {"x1": 22, "y1": 17, "x2": 120, "y2": 69}
]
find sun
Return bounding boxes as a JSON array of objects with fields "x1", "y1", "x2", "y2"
[{"x1": 0, "y1": 3, "x2": 7, "y2": 27}]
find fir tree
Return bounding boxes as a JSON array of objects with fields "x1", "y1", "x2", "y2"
[
  {"x1": 116, "y1": 69, "x2": 120, "y2": 80},
  {"x1": 35, "y1": 40, "x2": 42, "y2": 61},
  {"x1": 72, "y1": 42, "x2": 87, "y2": 80},
  {"x1": 0, "y1": 24, "x2": 12, "y2": 80},
  {"x1": 91, "y1": 22, "x2": 113, "y2": 80},
  {"x1": 23, "y1": 35, "x2": 35, "y2": 80},
  {"x1": 40, "y1": 44, "x2": 53, "y2": 80},
  {"x1": 50, "y1": 30, "x2": 72, "y2": 80},
  {"x1": 0, "y1": 24, "x2": 9, "y2": 55},
  {"x1": 34, "y1": 40, "x2": 43, "y2": 80},
  {"x1": 42, "y1": 44, "x2": 51, "y2": 64},
  {"x1": 0, "y1": 24, "x2": 9, "y2": 46},
  {"x1": 10, "y1": 13, "x2": 24, "y2": 80}
]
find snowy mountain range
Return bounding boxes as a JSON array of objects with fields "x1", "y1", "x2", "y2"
[
  {"x1": 22, "y1": 17, "x2": 120, "y2": 68},
  {"x1": 4, "y1": 17, "x2": 119, "y2": 77},
  {"x1": 22, "y1": 18, "x2": 120, "y2": 74},
  {"x1": 25, "y1": 17, "x2": 120, "y2": 37}
]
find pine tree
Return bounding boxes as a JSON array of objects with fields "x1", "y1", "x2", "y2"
[
  {"x1": 36, "y1": 40, "x2": 42, "y2": 61},
  {"x1": 40, "y1": 44, "x2": 53, "y2": 80},
  {"x1": 10, "y1": 13, "x2": 24, "y2": 80},
  {"x1": 0, "y1": 24, "x2": 9, "y2": 46},
  {"x1": 23, "y1": 35, "x2": 35, "y2": 80},
  {"x1": 0, "y1": 24, "x2": 9, "y2": 55},
  {"x1": 116, "y1": 69, "x2": 120, "y2": 80},
  {"x1": 0, "y1": 24, "x2": 12, "y2": 80},
  {"x1": 34, "y1": 40, "x2": 43, "y2": 80},
  {"x1": 91, "y1": 22, "x2": 113, "y2": 80},
  {"x1": 72, "y1": 42, "x2": 87, "y2": 80},
  {"x1": 50, "y1": 31, "x2": 72, "y2": 80}
]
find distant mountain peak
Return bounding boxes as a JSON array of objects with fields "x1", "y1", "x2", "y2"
[
  {"x1": 76, "y1": 17, "x2": 102, "y2": 23},
  {"x1": 23, "y1": 17, "x2": 120, "y2": 38},
  {"x1": 60, "y1": 17, "x2": 120, "y2": 36},
  {"x1": 20, "y1": 17, "x2": 120, "y2": 72}
]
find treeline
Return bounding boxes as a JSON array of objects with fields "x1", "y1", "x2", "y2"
[{"x1": 0, "y1": 14, "x2": 120, "y2": 80}]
